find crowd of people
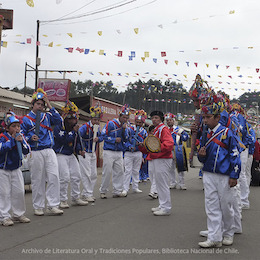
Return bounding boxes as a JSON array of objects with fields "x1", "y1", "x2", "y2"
[{"x1": 0, "y1": 78, "x2": 259, "y2": 249}]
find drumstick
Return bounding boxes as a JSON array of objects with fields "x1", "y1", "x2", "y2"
[{"x1": 92, "y1": 124, "x2": 99, "y2": 153}]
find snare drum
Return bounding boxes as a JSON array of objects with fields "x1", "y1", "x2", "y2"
[
  {"x1": 144, "y1": 135, "x2": 161, "y2": 153},
  {"x1": 174, "y1": 144, "x2": 188, "y2": 172}
]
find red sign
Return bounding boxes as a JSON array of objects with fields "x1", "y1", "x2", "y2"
[{"x1": 38, "y1": 78, "x2": 71, "y2": 101}]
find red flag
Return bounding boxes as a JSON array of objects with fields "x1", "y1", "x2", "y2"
[
  {"x1": 27, "y1": 38, "x2": 32, "y2": 44},
  {"x1": 118, "y1": 51, "x2": 123, "y2": 57},
  {"x1": 256, "y1": 68, "x2": 259, "y2": 73},
  {"x1": 213, "y1": 48, "x2": 218, "y2": 50},
  {"x1": 226, "y1": 66, "x2": 230, "y2": 69},
  {"x1": 194, "y1": 62, "x2": 198, "y2": 67},
  {"x1": 164, "y1": 59, "x2": 168, "y2": 64},
  {"x1": 161, "y1": 51, "x2": 166, "y2": 57}
]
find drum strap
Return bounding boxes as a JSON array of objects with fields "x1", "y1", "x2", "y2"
[
  {"x1": 0, "y1": 133, "x2": 9, "y2": 141},
  {"x1": 25, "y1": 115, "x2": 53, "y2": 132}
]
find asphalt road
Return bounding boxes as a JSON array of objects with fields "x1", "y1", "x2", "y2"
[{"x1": 0, "y1": 166, "x2": 259, "y2": 260}]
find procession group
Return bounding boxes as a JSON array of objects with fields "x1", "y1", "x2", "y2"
[{"x1": 0, "y1": 75, "x2": 258, "y2": 249}]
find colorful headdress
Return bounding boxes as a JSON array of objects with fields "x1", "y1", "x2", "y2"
[
  {"x1": 165, "y1": 112, "x2": 175, "y2": 119},
  {"x1": 31, "y1": 88, "x2": 47, "y2": 103},
  {"x1": 232, "y1": 103, "x2": 245, "y2": 115},
  {"x1": 61, "y1": 100, "x2": 79, "y2": 119},
  {"x1": 119, "y1": 104, "x2": 131, "y2": 116},
  {"x1": 4, "y1": 111, "x2": 20, "y2": 127},
  {"x1": 200, "y1": 90, "x2": 225, "y2": 115},
  {"x1": 189, "y1": 74, "x2": 209, "y2": 100},
  {"x1": 134, "y1": 109, "x2": 147, "y2": 122},
  {"x1": 89, "y1": 102, "x2": 104, "y2": 119}
]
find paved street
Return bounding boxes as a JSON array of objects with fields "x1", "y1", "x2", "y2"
[{"x1": 0, "y1": 166, "x2": 259, "y2": 260}]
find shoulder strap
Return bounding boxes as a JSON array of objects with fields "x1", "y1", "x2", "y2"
[
  {"x1": 0, "y1": 133, "x2": 9, "y2": 141},
  {"x1": 25, "y1": 115, "x2": 53, "y2": 132}
]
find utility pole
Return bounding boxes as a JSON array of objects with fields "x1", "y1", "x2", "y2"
[{"x1": 35, "y1": 20, "x2": 40, "y2": 90}]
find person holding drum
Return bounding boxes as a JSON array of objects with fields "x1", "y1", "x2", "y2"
[
  {"x1": 139, "y1": 111, "x2": 174, "y2": 216},
  {"x1": 99, "y1": 104, "x2": 130, "y2": 199},
  {"x1": 21, "y1": 88, "x2": 64, "y2": 216},
  {"x1": 53, "y1": 101, "x2": 88, "y2": 208},
  {"x1": 123, "y1": 109, "x2": 148, "y2": 195},
  {"x1": 197, "y1": 99, "x2": 241, "y2": 248},
  {"x1": 165, "y1": 113, "x2": 189, "y2": 190},
  {"x1": 79, "y1": 103, "x2": 104, "y2": 203}
]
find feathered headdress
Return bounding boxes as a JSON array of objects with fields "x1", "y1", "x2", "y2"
[
  {"x1": 134, "y1": 109, "x2": 147, "y2": 122},
  {"x1": 31, "y1": 88, "x2": 47, "y2": 103},
  {"x1": 89, "y1": 102, "x2": 104, "y2": 119},
  {"x1": 61, "y1": 100, "x2": 79, "y2": 119},
  {"x1": 119, "y1": 104, "x2": 131, "y2": 116}
]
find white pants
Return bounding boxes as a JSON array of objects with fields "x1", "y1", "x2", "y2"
[
  {"x1": 169, "y1": 154, "x2": 185, "y2": 187},
  {"x1": 79, "y1": 152, "x2": 97, "y2": 197},
  {"x1": 245, "y1": 154, "x2": 253, "y2": 186},
  {"x1": 152, "y1": 158, "x2": 172, "y2": 212},
  {"x1": 148, "y1": 160, "x2": 157, "y2": 194},
  {"x1": 0, "y1": 168, "x2": 26, "y2": 221},
  {"x1": 57, "y1": 153, "x2": 81, "y2": 201},
  {"x1": 28, "y1": 149, "x2": 60, "y2": 209},
  {"x1": 232, "y1": 184, "x2": 242, "y2": 233},
  {"x1": 239, "y1": 148, "x2": 250, "y2": 207},
  {"x1": 99, "y1": 150, "x2": 124, "y2": 195},
  {"x1": 123, "y1": 151, "x2": 143, "y2": 191},
  {"x1": 203, "y1": 171, "x2": 235, "y2": 242}
]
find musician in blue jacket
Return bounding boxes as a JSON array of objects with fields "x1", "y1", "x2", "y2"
[
  {"x1": 53, "y1": 101, "x2": 88, "y2": 209},
  {"x1": 123, "y1": 109, "x2": 148, "y2": 195},
  {"x1": 198, "y1": 101, "x2": 241, "y2": 248},
  {"x1": 165, "y1": 113, "x2": 189, "y2": 190},
  {"x1": 99, "y1": 104, "x2": 130, "y2": 198},
  {"x1": 79, "y1": 103, "x2": 103, "y2": 203},
  {"x1": 0, "y1": 114, "x2": 31, "y2": 226},
  {"x1": 21, "y1": 88, "x2": 63, "y2": 216}
]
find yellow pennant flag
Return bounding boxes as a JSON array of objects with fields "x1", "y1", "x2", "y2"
[
  {"x1": 218, "y1": 75, "x2": 222, "y2": 78},
  {"x1": 26, "y1": 0, "x2": 34, "y2": 7},
  {"x1": 248, "y1": 76, "x2": 252, "y2": 78},
  {"x1": 183, "y1": 74, "x2": 187, "y2": 78},
  {"x1": 206, "y1": 64, "x2": 209, "y2": 68},
  {"x1": 125, "y1": 73, "x2": 129, "y2": 76},
  {"x1": 56, "y1": 44, "x2": 62, "y2": 47},
  {"x1": 2, "y1": 41, "x2": 7, "y2": 48},
  {"x1": 16, "y1": 35, "x2": 22, "y2": 37},
  {"x1": 42, "y1": 35, "x2": 48, "y2": 37},
  {"x1": 175, "y1": 61, "x2": 179, "y2": 65},
  {"x1": 78, "y1": 72, "x2": 82, "y2": 75},
  {"x1": 144, "y1": 52, "x2": 149, "y2": 58},
  {"x1": 48, "y1": 42, "x2": 53, "y2": 47},
  {"x1": 141, "y1": 57, "x2": 145, "y2": 62},
  {"x1": 98, "y1": 31, "x2": 102, "y2": 36},
  {"x1": 229, "y1": 10, "x2": 235, "y2": 14},
  {"x1": 99, "y1": 72, "x2": 104, "y2": 75},
  {"x1": 134, "y1": 28, "x2": 139, "y2": 34},
  {"x1": 90, "y1": 50, "x2": 95, "y2": 52},
  {"x1": 236, "y1": 66, "x2": 240, "y2": 71},
  {"x1": 99, "y1": 50, "x2": 104, "y2": 55},
  {"x1": 67, "y1": 33, "x2": 72, "y2": 38},
  {"x1": 248, "y1": 47, "x2": 253, "y2": 49}
]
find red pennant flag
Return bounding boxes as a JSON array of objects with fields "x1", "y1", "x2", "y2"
[
  {"x1": 164, "y1": 59, "x2": 168, "y2": 64},
  {"x1": 226, "y1": 66, "x2": 230, "y2": 69},
  {"x1": 36, "y1": 41, "x2": 41, "y2": 46},
  {"x1": 136, "y1": 73, "x2": 139, "y2": 76},
  {"x1": 161, "y1": 51, "x2": 166, "y2": 57},
  {"x1": 194, "y1": 62, "x2": 198, "y2": 67},
  {"x1": 68, "y1": 48, "x2": 73, "y2": 53},
  {"x1": 164, "y1": 74, "x2": 168, "y2": 77},
  {"x1": 228, "y1": 76, "x2": 232, "y2": 79},
  {"x1": 106, "y1": 73, "x2": 110, "y2": 76},
  {"x1": 118, "y1": 51, "x2": 123, "y2": 57},
  {"x1": 256, "y1": 68, "x2": 259, "y2": 73},
  {"x1": 27, "y1": 38, "x2": 32, "y2": 44},
  {"x1": 213, "y1": 48, "x2": 218, "y2": 50}
]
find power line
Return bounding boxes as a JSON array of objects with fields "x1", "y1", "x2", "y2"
[{"x1": 41, "y1": 0, "x2": 137, "y2": 24}]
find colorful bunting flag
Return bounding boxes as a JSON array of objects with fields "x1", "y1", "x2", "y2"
[
  {"x1": 67, "y1": 33, "x2": 73, "y2": 38},
  {"x1": 153, "y1": 58, "x2": 157, "y2": 63},
  {"x1": 144, "y1": 52, "x2": 149, "y2": 58},
  {"x1": 134, "y1": 28, "x2": 139, "y2": 34},
  {"x1": 26, "y1": 0, "x2": 34, "y2": 7},
  {"x1": 98, "y1": 31, "x2": 102, "y2": 36}
]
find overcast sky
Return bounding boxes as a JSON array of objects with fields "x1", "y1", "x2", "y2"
[{"x1": 1, "y1": 0, "x2": 260, "y2": 100}]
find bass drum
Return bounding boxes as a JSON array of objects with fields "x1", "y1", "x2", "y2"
[{"x1": 174, "y1": 145, "x2": 188, "y2": 173}]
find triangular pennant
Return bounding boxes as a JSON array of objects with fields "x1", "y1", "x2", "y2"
[
  {"x1": 153, "y1": 58, "x2": 157, "y2": 63},
  {"x1": 48, "y1": 42, "x2": 53, "y2": 47},
  {"x1": 26, "y1": 38, "x2": 32, "y2": 44},
  {"x1": 256, "y1": 68, "x2": 259, "y2": 73},
  {"x1": 26, "y1": 0, "x2": 34, "y2": 7},
  {"x1": 141, "y1": 57, "x2": 145, "y2": 62},
  {"x1": 98, "y1": 31, "x2": 102, "y2": 36},
  {"x1": 216, "y1": 65, "x2": 219, "y2": 69},
  {"x1": 226, "y1": 66, "x2": 230, "y2": 69},
  {"x1": 164, "y1": 59, "x2": 168, "y2": 64},
  {"x1": 236, "y1": 66, "x2": 240, "y2": 71},
  {"x1": 144, "y1": 52, "x2": 149, "y2": 58},
  {"x1": 194, "y1": 62, "x2": 198, "y2": 67},
  {"x1": 67, "y1": 33, "x2": 72, "y2": 38},
  {"x1": 175, "y1": 60, "x2": 179, "y2": 65},
  {"x1": 161, "y1": 51, "x2": 166, "y2": 57},
  {"x1": 134, "y1": 28, "x2": 139, "y2": 34},
  {"x1": 117, "y1": 51, "x2": 123, "y2": 57},
  {"x1": 186, "y1": 62, "x2": 189, "y2": 67},
  {"x1": 99, "y1": 50, "x2": 104, "y2": 55},
  {"x1": 158, "y1": 24, "x2": 163, "y2": 29},
  {"x1": 206, "y1": 64, "x2": 209, "y2": 68}
]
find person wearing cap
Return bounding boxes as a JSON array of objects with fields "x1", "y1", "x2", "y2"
[
  {"x1": 53, "y1": 101, "x2": 88, "y2": 208},
  {"x1": 123, "y1": 109, "x2": 148, "y2": 195},
  {"x1": 165, "y1": 112, "x2": 189, "y2": 190},
  {"x1": 139, "y1": 111, "x2": 174, "y2": 216},
  {"x1": 78, "y1": 103, "x2": 104, "y2": 203},
  {"x1": 99, "y1": 104, "x2": 130, "y2": 198},
  {"x1": 197, "y1": 101, "x2": 241, "y2": 248},
  {"x1": 0, "y1": 113, "x2": 31, "y2": 226},
  {"x1": 21, "y1": 88, "x2": 63, "y2": 216}
]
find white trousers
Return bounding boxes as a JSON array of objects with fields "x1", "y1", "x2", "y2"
[
  {"x1": 169, "y1": 153, "x2": 185, "y2": 187},
  {"x1": 28, "y1": 149, "x2": 60, "y2": 209},
  {"x1": 148, "y1": 160, "x2": 157, "y2": 194},
  {"x1": 203, "y1": 171, "x2": 235, "y2": 242},
  {"x1": 245, "y1": 154, "x2": 253, "y2": 186},
  {"x1": 232, "y1": 184, "x2": 242, "y2": 233},
  {"x1": 123, "y1": 151, "x2": 143, "y2": 191},
  {"x1": 0, "y1": 168, "x2": 26, "y2": 221},
  {"x1": 79, "y1": 152, "x2": 97, "y2": 197},
  {"x1": 57, "y1": 153, "x2": 81, "y2": 201},
  {"x1": 99, "y1": 150, "x2": 124, "y2": 195},
  {"x1": 152, "y1": 158, "x2": 172, "y2": 212},
  {"x1": 239, "y1": 148, "x2": 250, "y2": 206}
]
